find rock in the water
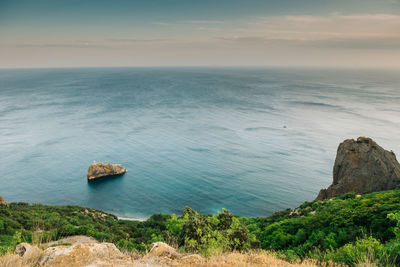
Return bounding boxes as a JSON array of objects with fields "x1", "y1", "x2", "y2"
[
  {"x1": 146, "y1": 242, "x2": 180, "y2": 259},
  {"x1": 316, "y1": 137, "x2": 400, "y2": 200},
  {"x1": 87, "y1": 162, "x2": 126, "y2": 180},
  {"x1": 0, "y1": 196, "x2": 8, "y2": 206}
]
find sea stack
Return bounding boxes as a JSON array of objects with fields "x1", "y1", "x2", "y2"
[
  {"x1": 87, "y1": 162, "x2": 126, "y2": 181},
  {"x1": 316, "y1": 137, "x2": 400, "y2": 200}
]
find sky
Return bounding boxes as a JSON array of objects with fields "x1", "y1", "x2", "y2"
[{"x1": 1, "y1": 0, "x2": 400, "y2": 68}]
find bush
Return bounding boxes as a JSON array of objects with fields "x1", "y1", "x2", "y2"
[
  {"x1": 166, "y1": 207, "x2": 251, "y2": 256},
  {"x1": 326, "y1": 237, "x2": 385, "y2": 266},
  {"x1": 247, "y1": 190, "x2": 400, "y2": 260}
]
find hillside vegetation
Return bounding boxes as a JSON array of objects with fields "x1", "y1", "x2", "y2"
[{"x1": 1, "y1": 190, "x2": 400, "y2": 266}]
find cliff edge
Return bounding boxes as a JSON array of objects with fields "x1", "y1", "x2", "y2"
[{"x1": 316, "y1": 137, "x2": 400, "y2": 200}]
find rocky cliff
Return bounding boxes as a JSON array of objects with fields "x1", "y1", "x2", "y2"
[{"x1": 316, "y1": 137, "x2": 400, "y2": 200}]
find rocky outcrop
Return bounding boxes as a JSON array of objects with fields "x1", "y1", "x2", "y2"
[
  {"x1": 15, "y1": 243, "x2": 41, "y2": 258},
  {"x1": 0, "y1": 196, "x2": 7, "y2": 206},
  {"x1": 39, "y1": 242, "x2": 132, "y2": 267},
  {"x1": 316, "y1": 137, "x2": 400, "y2": 200},
  {"x1": 9, "y1": 239, "x2": 312, "y2": 267},
  {"x1": 33, "y1": 241, "x2": 195, "y2": 266},
  {"x1": 87, "y1": 162, "x2": 126, "y2": 180}
]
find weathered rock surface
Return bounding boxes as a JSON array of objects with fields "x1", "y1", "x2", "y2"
[
  {"x1": 0, "y1": 196, "x2": 8, "y2": 206},
  {"x1": 87, "y1": 162, "x2": 126, "y2": 180},
  {"x1": 15, "y1": 243, "x2": 41, "y2": 258},
  {"x1": 39, "y1": 242, "x2": 132, "y2": 267},
  {"x1": 316, "y1": 137, "x2": 400, "y2": 200},
  {"x1": 145, "y1": 242, "x2": 180, "y2": 259},
  {"x1": 9, "y1": 239, "x2": 311, "y2": 267}
]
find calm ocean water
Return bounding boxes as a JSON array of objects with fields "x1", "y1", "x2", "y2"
[{"x1": 0, "y1": 67, "x2": 399, "y2": 218}]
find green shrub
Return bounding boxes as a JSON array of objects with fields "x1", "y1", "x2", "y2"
[
  {"x1": 326, "y1": 237, "x2": 385, "y2": 266},
  {"x1": 165, "y1": 207, "x2": 251, "y2": 256},
  {"x1": 1, "y1": 190, "x2": 400, "y2": 265},
  {"x1": 247, "y1": 190, "x2": 400, "y2": 259}
]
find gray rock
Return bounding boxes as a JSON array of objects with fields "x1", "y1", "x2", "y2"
[{"x1": 316, "y1": 137, "x2": 400, "y2": 200}]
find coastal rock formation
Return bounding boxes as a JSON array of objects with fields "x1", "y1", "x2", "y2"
[
  {"x1": 87, "y1": 162, "x2": 126, "y2": 180},
  {"x1": 316, "y1": 137, "x2": 400, "y2": 200},
  {"x1": 0, "y1": 196, "x2": 7, "y2": 206}
]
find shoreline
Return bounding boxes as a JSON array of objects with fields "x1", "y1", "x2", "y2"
[{"x1": 117, "y1": 215, "x2": 148, "y2": 222}]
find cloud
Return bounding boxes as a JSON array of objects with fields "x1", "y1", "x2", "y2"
[
  {"x1": 245, "y1": 13, "x2": 400, "y2": 40},
  {"x1": 2, "y1": 13, "x2": 400, "y2": 68},
  {"x1": 5, "y1": 13, "x2": 400, "y2": 52},
  {"x1": 151, "y1": 20, "x2": 225, "y2": 27},
  {"x1": 181, "y1": 20, "x2": 224, "y2": 24},
  {"x1": 214, "y1": 35, "x2": 400, "y2": 51},
  {"x1": 106, "y1": 38, "x2": 173, "y2": 43},
  {"x1": 6, "y1": 43, "x2": 110, "y2": 49},
  {"x1": 212, "y1": 13, "x2": 400, "y2": 50},
  {"x1": 152, "y1": 22, "x2": 171, "y2": 26},
  {"x1": 312, "y1": 36, "x2": 400, "y2": 49},
  {"x1": 196, "y1": 27, "x2": 223, "y2": 32},
  {"x1": 1, "y1": 38, "x2": 175, "y2": 49}
]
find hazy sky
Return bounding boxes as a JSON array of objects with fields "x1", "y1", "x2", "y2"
[{"x1": 1, "y1": 0, "x2": 400, "y2": 68}]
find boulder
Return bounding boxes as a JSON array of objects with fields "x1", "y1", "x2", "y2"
[
  {"x1": 87, "y1": 162, "x2": 126, "y2": 180},
  {"x1": 146, "y1": 242, "x2": 180, "y2": 259},
  {"x1": 316, "y1": 137, "x2": 400, "y2": 200},
  {"x1": 0, "y1": 196, "x2": 7, "y2": 206},
  {"x1": 15, "y1": 243, "x2": 41, "y2": 258}
]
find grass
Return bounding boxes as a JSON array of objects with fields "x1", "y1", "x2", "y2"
[
  {"x1": 0, "y1": 241, "x2": 388, "y2": 266},
  {"x1": 0, "y1": 246, "x2": 321, "y2": 267},
  {"x1": 49, "y1": 243, "x2": 72, "y2": 248},
  {"x1": 0, "y1": 249, "x2": 43, "y2": 267}
]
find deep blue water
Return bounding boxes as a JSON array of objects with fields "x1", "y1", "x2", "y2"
[{"x1": 0, "y1": 67, "x2": 399, "y2": 219}]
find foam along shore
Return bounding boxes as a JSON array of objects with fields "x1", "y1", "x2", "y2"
[{"x1": 117, "y1": 216, "x2": 148, "y2": 222}]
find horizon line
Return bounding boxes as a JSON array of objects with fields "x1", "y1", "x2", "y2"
[{"x1": 1, "y1": 65, "x2": 400, "y2": 71}]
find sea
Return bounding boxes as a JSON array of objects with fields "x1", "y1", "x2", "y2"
[{"x1": 0, "y1": 67, "x2": 399, "y2": 219}]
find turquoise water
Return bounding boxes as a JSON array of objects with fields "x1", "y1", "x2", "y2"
[{"x1": 0, "y1": 67, "x2": 399, "y2": 218}]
